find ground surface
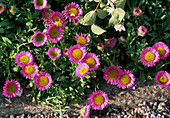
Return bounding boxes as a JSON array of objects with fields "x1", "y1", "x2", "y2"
[{"x1": 0, "y1": 80, "x2": 170, "y2": 117}]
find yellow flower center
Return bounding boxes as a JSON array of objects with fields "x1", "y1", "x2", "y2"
[
  {"x1": 77, "y1": 36, "x2": 86, "y2": 45},
  {"x1": 50, "y1": 51, "x2": 58, "y2": 57},
  {"x1": 35, "y1": 34, "x2": 44, "y2": 42},
  {"x1": 144, "y1": 52, "x2": 155, "y2": 62},
  {"x1": 72, "y1": 49, "x2": 82, "y2": 60},
  {"x1": 45, "y1": 12, "x2": 50, "y2": 20},
  {"x1": 25, "y1": 65, "x2": 35, "y2": 75},
  {"x1": 159, "y1": 75, "x2": 168, "y2": 84},
  {"x1": 68, "y1": 8, "x2": 78, "y2": 17},
  {"x1": 39, "y1": 76, "x2": 49, "y2": 86},
  {"x1": 120, "y1": 74, "x2": 131, "y2": 85},
  {"x1": 19, "y1": 56, "x2": 29, "y2": 64},
  {"x1": 52, "y1": 16, "x2": 60, "y2": 22},
  {"x1": 36, "y1": 0, "x2": 43, "y2": 6},
  {"x1": 54, "y1": 21, "x2": 63, "y2": 28},
  {"x1": 80, "y1": 67, "x2": 88, "y2": 75},
  {"x1": 50, "y1": 28, "x2": 59, "y2": 38},
  {"x1": 94, "y1": 95, "x2": 104, "y2": 105},
  {"x1": 7, "y1": 83, "x2": 17, "y2": 94},
  {"x1": 108, "y1": 69, "x2": 118, "y2": 80},
  {"x1": 0, "y1": 6, "x2": 2, "y2": 11},
  {"x1": 156, "y1": 47, "x2": 165, "y2": 56},
  {"x1": 86, "y1": 57, "x2": 96, "y2": 68}
]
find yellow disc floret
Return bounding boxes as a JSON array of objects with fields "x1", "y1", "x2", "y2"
[
  {"x1": 156, "y1": 47, "x2": 165, "y2": 56},
  {"x1": 108, "y1": 69, "x2": 118, "y2": 80},
  {"x1": 25, "y1": 65, "x2": 35, "y2": 75},
  {"x1": 94, "y1": 95, "x2": 104, "y2": 105},
  {"x1": 72, "y1": 49, "x2": 82, "y2": 60},
  {"x1": 144, "y1": 52, "x2": 155, "y2": 62},
  {"x1": 52, "y1": 16, "x2": 60, "y2": 22},
  {"x1": 120, "y1": 74, "x2": 131, "y2": 85},
  {"x1": 86, "y1": 57, "x2": 96, "y2": 68},
  {"x1": 7, "y1": 84, "x2": 17, "y2": 93},
  {"x1": 50, "y1": 51, "x2": 58, "y2": 57},
  {"x1": 45, "y1": 12, "x2": 50, "y2": 20},
  {"x1": 50, "y1": 28, "x2": 59, "y2": 38},
  {"x1": 80, "y1": 67, "x2": 87, "y2": 75},
  {"x1": 19, "y1": 56, "x2": 29, "y2": 64},
  {"x1": 68, "y1": 8, "x2": 78, "y2": 17},
  {"x1": 77, "y1": 36, "x2": 86, "y2": 45},
  {"x1": 36, "y1": 0, "x2": 43, "y2": 6},
  {"x1": 159, "y1": 75, "x2": 168, "y2": 84},
  {"x1": 39, "y1": 76, "x2": 49, "y2": 86},
  {"x1": 54, "y1": 21, "x2": 63, "y2": 28}
]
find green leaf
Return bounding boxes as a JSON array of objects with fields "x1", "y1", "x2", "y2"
[
  {"x1": 79, "y1": 10, "x2": 97, "y2": 26},
  {"x1": 0, "y1": 19, "x2": 10, "y2": 27},
  {"x1": 114, "y1": 0, "x2": 126, "y2": 8},
  {"x1": 108, "y1": 17, "x2": 119, "y2": 26},
  {"x1": 0, "y1": 50, "x2": 3, "y2": 61},
  {"x1": 0, "y1": 28, "x2": 4, "y2": 33},
  {"x1": 94, "y1": 0, "x2": 100, "y2": 2},
  {"x1": 97, "y1": 9, "x2": 108, "y2": 19},
  {"x1": 2, "y1": 37, "x2": 12, "y2": 44},
  {"x1": 91, "y1": 24, "x2": 106, "y2": 35},
  {"x1": 112, "y1": 8, "x2": 125, "y2": 22}
]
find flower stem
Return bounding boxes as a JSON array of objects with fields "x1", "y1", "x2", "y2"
[{"x1": 95, "y1": 0, "x2": 102, "y2": 12}]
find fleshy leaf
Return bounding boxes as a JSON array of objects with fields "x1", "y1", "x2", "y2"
[
  {"x1": 91, "y1": 24, "x2": 106, "y2": 35},
  {"x1": 97, "y1": 9, "x2": 108, "y2": 19}
]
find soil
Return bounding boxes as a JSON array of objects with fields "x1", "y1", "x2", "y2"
[{"x1": 0, "y1": 79, "x2": 170, "y2": 117}]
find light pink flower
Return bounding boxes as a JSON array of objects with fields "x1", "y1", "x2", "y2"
[
  {"x1": 46, "y1": 47, "x2": 61, "y2": 60},
  {"x1": 33, "y1": 31, "x2": 47, "y2": 47},
  {"x1": 75, "y1": 63, "x2": 89, "y2": 77},
  {"x1": 138, "y1": 26, "x2": 147, "y2": 36},
  {"x1": 75, "y1": 33, "x2": 90, "y2": 46},
  {"x1": 0, "y1": 4, "x2": 5, "y2": 14},
  {"x1": 33, "y1": 0, "x2": 47, "y2": 10},
  {"x1": 133, "y1": 8, "x2": 142, "y2": 16},
  {"x1": 155, "y1": 71, "x2": 170, "y2": 87},
  {"x1": 104, "y1": 37, "x2": 117, "y2": 50}
]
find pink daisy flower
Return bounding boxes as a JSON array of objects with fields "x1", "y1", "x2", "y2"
[
  {"x1": 63, "y1": 2, "x2": 83, "y2": 23},
  {"x1": 68, "y1": 45, "x2": 87, "y2": 64},
  {"x1": 138, "y1": 26, "x2": 147, "y2": 36},
  {"x1": 46, "y1": 47, "x2": 61, "y2": 60},
  {"x1": 97, "y1": 43, "x2": 104, "y2": 50},
  {"x1": 104, "y1": 37, "x2": 117, "y2": 50},
  {"x1": 133, "y1": 8, "x2": 142, "y2": 16},
  {"x1": 49, "y1": 11, "x2": 66, "y2": 29},
  {"x1": 32, "y1": 31, "x2": 47, "y2": 47},
  {"x1": 84, "y1": 105, "x2": 90, "y2": 118},
  {"x1": 3, "y1": 80, "x2": 21, "y2": 98},
  {"x1": 140, "y1": 47, "x2": 160, "y2": 67},
  {"x1": 75, "y1": 33, "x2": 90, "y2": 46},
  {"x1": 117, "y1": 69, "x2": 135, "y2": 89},
  {"x1": 42, "y1": 8, "x2": 52, "y2": 25},
  {"x1": 103, "y1": 65, "x2": 123, "y2": 85},
  {"x1": 152, "y1": 42, "x2": 169, "y2": 59},
  {"x1": 46, "y1": 25, "x2": 64, "y2": 43},
  {"x1": 75, "y1": 63, "x2": 89, "y2": 77},
  {"x1": 0, "y1": 4, "x2": 5, "y2": 14},
  {"x1": 33, "y1": 0, "x2": 47, "y2": 10},
  {"x1": 15, "y1": 51, "x2": 34, "y2": 66},
  {"x1": 81, "y1": 53, "x2": 100, "y2": 71},
  {"x1": 34, "y1": 72, "x2": 53, "y2": 91},
  {"x1": 21, "y1": 63, "x2": 39, "y2": 79},
  {"x1": 155, "y1": 71, "x2": 170, "y2": 87},
  {"x1": 63, "y1": 48, "x2": 69, "y2": 55},
  {"x1": 89, "y1": 90, "x2": 109, "y2": 110}
]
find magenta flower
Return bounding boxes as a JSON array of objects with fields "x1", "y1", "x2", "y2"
[
  {"x1": 103, "y1": 65, "x2": 123, "y2": 85},
  {"x1": 68, "y1": 45, "x2": 87, "y2": 64},
  {"x1": 138, "y1": 26, "x2": 147, "y2": 36},
  {"x1": 34, "y1": 72, "x2": 53, "y2": 91},
  {"x1": 49, "y1": 11, "x2": 66, "y2": 29},
  {"x1": 42, "y1": 8, "x2": 52, "y2": 25},
  {"x1": 63, "y1": 2, "x2": 83, "y2": 23},
  {"x1": 152, "y1": 42, "x2": 169, "y2": 59},
  {"x1": 133, "y1": 8, "x2": 142, "y2": 16},
  {"x1": 75, "y1": 33, "x2": 90, "y2": 46},
  {"x1": 89, "y1": 90, "x2": 109, "y2": 110},
  {"x1": 63, "y1": 48, "x2": 69, "y2": 55},
  {"x1": 117, "y1": 69, "x2": 135, "y2": 89},
  {"x1": 81, "y1": 53, "x2": 100, "y2": 71},
  {"x1": 15, "y1": 51, "x2": 34, "y2": 66},
  {"x1": 140, "y1": 47, "x2": 160, "y2": 67},
  {"x1": 3, "y1": 80, "x2": 21, "y2": 98},
  {"x1": 46, "y1": 47, "x2": 61, "y2": 60},
  {"x1": 155, "y1": 71, "x2": 170, "y2": 87},
  {"x1": 21, "y1": 63, "x2": 39, "y2": 79},
  {"x1": 104, "y1": 37, "x2": 117, "y2": 50},
  {"x1": 75, "y1": 63, "x2": 89, "y2": 77},
  {"x1": 33, "y1": 0, "x2": 47, "y2": 10},
  {"x1": 46, "y1": 25, "x2": 64, "y2": 43},
  {"x1": 84, "y1": 105, "x2": 90, "y2": 118},
  {"x1": 33, "y1": 31, "x2": 47, "y2": 47},
  {"x1": 0, "y1": 4, "x2": 5, "y2": 14}
]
